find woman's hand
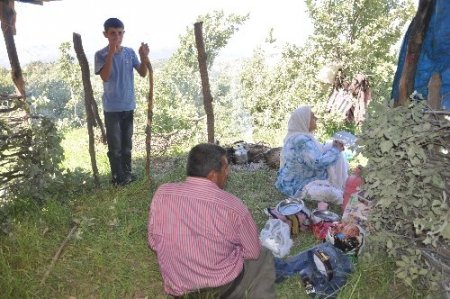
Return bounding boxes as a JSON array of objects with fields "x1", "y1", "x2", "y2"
[{"x1": 332, "y1": 140, "x2": 345, "y2": 152}]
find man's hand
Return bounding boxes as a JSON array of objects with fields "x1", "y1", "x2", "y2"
[
  {"x1": 108, "y1": 39, "x2": 120, "y2": 54},
  {"x1": 139, "y1": 42, "x2": 150, "y2": 63}
]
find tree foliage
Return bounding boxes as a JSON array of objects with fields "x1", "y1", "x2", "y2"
[
  {"x1": 133, "y1": 10, "x2": 249, "y2": 151},
  {"x1": 7, "y1": 118, "x2": 65, "y2": 201},
  {"x1": 23, "y1": 61, "x2": 71, "y2": 122},
  {"x1": 57, "y1": 42, "x2": 85, "y2": 126},
  {"x1": 240, "y1": 0, "x2": 415, "y2": 144},
  {"x1": 359, "y1": 102, "x2": 450, "y2": 290},
  {"x1": 0, "y1": 67, "x2": 15, "y2": 95},
  {"x1": 304, "y1": 0, "x2": 415, "y2": 99}
]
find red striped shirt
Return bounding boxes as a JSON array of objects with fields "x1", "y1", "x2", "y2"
[{"x1": 148, "y1": 177, "x2": 261, "y2": 296}]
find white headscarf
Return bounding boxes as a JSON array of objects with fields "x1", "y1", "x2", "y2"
[
  {"x1": 283, "y1": 105, "x2": 320, "y2": 147},
  {"x1": 281, "y1": 106, "x2": 318, "y2": 168}
]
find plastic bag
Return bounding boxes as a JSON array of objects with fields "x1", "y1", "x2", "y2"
[{"x1": 260, "y1": 219, "x2": 293, "y2": 258}]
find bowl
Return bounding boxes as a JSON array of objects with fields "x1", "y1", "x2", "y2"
[
  {"x1": 311, "y1": 209, "x2": 340, "y2": 224},
  {"x1": 276, "y1": 198, "x2": 305, "y2": 216}
]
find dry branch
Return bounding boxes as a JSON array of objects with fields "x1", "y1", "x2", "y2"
[
  {"x1": 0, "y1": 94, "x2": 22, "y2": 100},
  {"x1": 40, "y1": 223, "x2": 79, "y2": 286}
]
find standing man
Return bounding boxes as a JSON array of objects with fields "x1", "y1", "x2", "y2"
[
  {"x1": 148, "y1": 143, "x2": 276, "y2": 298},
  {"x1": 95, "y1": 17, "x2": 149, "y2": 186}
]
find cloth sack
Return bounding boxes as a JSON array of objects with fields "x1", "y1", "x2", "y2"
[{"x1": 300, "y1": 180, "x2": 344, "y2": 204}]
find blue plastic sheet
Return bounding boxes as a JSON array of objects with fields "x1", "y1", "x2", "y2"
[{"x1": 392, "y1": 0, "x2": 450, "y2": 109}]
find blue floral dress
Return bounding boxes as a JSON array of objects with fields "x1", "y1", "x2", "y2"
[{"x1": 275, "y1": 134, "x2": 340, "y2": 197}]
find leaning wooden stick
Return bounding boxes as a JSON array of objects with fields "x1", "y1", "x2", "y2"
[
  {"x1": 73, "y1": 33, "x2": 101, "y2": 186},
  {"x1": 145, "y1": 59, "x2": 154, "y2": 178},
  {"x1": 40, "y1": 222, "x2": 79, "y2": 286}
]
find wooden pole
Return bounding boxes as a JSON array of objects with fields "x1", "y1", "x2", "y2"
[
  {"x1": 194, "y1": 22, "x2": 215, "y2": 143},
  {"x1": 427, "y1": 73, "x2": 441, "y2": 110},
  {"x1": 73, "y1": 33, "x2": 100, "y2": 186},
  {"x1": 0, "y1": 0, "x2": 26, "y2": 103},
  {"x1": 145, "y1": 60, "x2": 154, "y2": 178},
  {"x1": 396, "y1": 0, "x2": 434, "y2": 107}
]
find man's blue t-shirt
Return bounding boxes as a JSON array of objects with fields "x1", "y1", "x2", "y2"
[{"x1": 94, "y1": 46, "x2": 140, "y2": 112}]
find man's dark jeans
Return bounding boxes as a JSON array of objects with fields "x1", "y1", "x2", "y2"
[{"x1": 104, "y1": 110, "x2": 134, "y2": 184}]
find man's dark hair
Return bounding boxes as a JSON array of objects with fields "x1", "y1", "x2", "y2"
[
  {"x1": 187, "y1": 143, "x2": 226, "y2": 178},
  {"x1": 104, "y1": 18, "x2": 124, "y2": 31}
]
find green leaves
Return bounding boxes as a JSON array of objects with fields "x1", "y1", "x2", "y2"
[
  {"x1": 302, "y1": 0, "x2": 415, "y2": 101},
  {"x1": 360, "y1": 102, "x2": 450, "y2": 290},
  {"x1": 379, "y1": 140, "x2": 393, "y2": 153}
]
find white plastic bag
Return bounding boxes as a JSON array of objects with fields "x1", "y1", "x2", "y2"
[{"x1": 259, "y1": 219, "x2": 293, "y2": 258}]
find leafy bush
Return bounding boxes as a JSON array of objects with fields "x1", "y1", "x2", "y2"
[
  {"x1": 359, "y1": 101, "x2": 450, "y2": 290},
  {"x1": 7, "y1": 117, "x2": 65, "y2": 202}
]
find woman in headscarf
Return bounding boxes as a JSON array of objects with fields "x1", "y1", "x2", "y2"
[{"x1": 275, "y1": 106, "x2": 345, "y2": 197}]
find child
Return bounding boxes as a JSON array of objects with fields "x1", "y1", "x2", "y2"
[{"x1": 95, "y1": 17, "x2": 149, "y2": 186}]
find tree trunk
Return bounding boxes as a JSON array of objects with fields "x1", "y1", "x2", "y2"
[
  {"x1": 145, "y1": 60, "x2": 154, "y2": 178},
  {"x1": 0, "y1": 0, "x2": 26, "y2": 102},
  {"x1": 73, "y1": 33, "x2": 100, "y2": 186},
  {"x1": 194, "y1": 22, "x2": 215, "y2": 143},
  {"x1": 396, "y1": 0, "x2": 434, "y2": 107}
]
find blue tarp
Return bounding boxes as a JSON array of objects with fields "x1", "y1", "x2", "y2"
[{"x1": 392, "y1": 0, "x2": 450, "y2": 109}]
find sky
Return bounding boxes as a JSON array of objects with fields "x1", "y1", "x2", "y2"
[{"x1": 0, "y1": 0, "x2": 313, "y2": 67}]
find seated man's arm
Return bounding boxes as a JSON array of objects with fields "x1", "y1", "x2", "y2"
[
  {"x1": 148, "y1": 191, "x2": 162, "y2": 250},
  {"x1": 237, "y1": 211, "x2": 261, "y2": 260}
]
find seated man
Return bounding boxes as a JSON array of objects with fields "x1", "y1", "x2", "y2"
[{"x1": 148, "y1": 143, "x2": 276, "y2": 298}]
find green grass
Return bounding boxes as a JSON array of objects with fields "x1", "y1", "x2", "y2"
[{"x1": 0, "y1": 128, "x2": 428, "y2": 298}]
